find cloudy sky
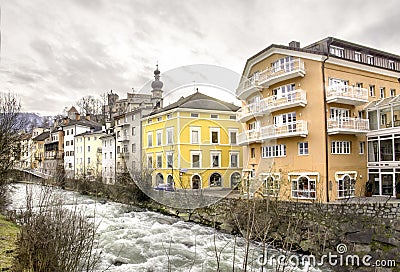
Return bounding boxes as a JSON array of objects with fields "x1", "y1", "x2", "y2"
[{"x1": 1, "y1": 0, "x2": 399, "y2": 115}]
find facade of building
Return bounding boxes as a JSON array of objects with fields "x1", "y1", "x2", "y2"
[
  {"x1": 18, "y1": 133, "x2": 32, "y2": 169},
  {"x1": 142, "y1": 91, "x2": 243, "y2": 190},
  {"x1": 62, "y1": 108, "x2": 102, "y2": 178},
  {"x1": 43, "y1": 127, "x2": 64, "y2": 177},
  {"x1": 236, "y1": 37, "x2": 400, "y2": 202},
  {"x1": 366, "y1": 96, "x2": 400, "y2": 196},
  {"x1": 101, "y1": 127, "x2": 116, "y2": 184},
  {"x1": 74, "y1": 130, "x2": 104, "y2": 180},
  {"x1": 31, "y1": 130, "x2": 49, "y2": 172}
]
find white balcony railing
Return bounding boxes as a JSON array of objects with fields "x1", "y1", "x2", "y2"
[
  {"x1": 326, "y1": 85, "x2": 369, "y2": 105},
  {"x1": 258, "y1": 58, "x2": 306, "y2": 87},
  {"x1": 327, "y1": 118, "x2": 369, "y2": 135},
  {"x1": 237, "y1": 90, "x2": 307, "y2": 122},
  {"x1": 238, "y1": 120, "x2": 308, "y2": 145},
  {"x1": 236, "y1": 58, "x2": 305, "y2": 100}
]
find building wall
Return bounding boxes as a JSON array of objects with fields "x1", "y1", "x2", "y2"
[
  {"x1": 74, "y1": 132, "x2": 103, "y2": 180},
  {"x1": 101, "y1": 134, "x2": 115, "y2": 184}
]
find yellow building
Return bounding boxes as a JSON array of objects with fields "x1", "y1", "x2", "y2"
[
  {"x1": 74, "y1": 130, "x2": 104, "y2": 180},
  {"x1": 142, "y1": 92, "x2": 243, "y2": 190},
  {"x1": 32, "y1": 130, "x2": 49, "y2": 172},
  {"x1": 236, "y1": 37, "x2": 400, "y2": 202}
]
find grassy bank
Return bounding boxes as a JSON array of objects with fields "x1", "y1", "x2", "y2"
[{"x1": 0, "y1": 214, "x2": 19, "y2": 271}]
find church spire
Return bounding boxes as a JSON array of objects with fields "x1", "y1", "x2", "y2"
[{"x1": 151, "y1": 64, "x2": 163, "y2": 109}]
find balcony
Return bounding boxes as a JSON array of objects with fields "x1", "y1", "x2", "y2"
[
  {"x1": 238, "y1": 129, "x2": 261, "y2": 145},
  {"x1": 260, "y1": 120, "x2": 308, "y2": 140},
  {"x1": 118, "y1": 152, "x2": 130, "y2": 158},
  {"x1": 238, "y1": 120, "x2": 308, "y2": 145},
  {"x1": 326, "y1": 85, "x2": 369, "y2": 105},
  {"x1": 236, "y1": 78, "x2": 262, "y2": 100},
  {"x1": 237, "y1": 102, "x2": 264, "y2": 122},
  {"x1": 117, "y1": 135, "x2": 129, "y2": 142},
  {"x1": 327, "y1": 118, "x2": 369, "y2": 135},
  {"x1": 258, "y1": 58, "x2": 306, "y2": 88},
  {"x1": 262, "y1": 89, "x2": 307, "y2": 113}
]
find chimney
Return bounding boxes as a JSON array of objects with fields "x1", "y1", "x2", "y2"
[
  {"x1": 289, "y1": 41, "x2": 300, "y2": 48},
  {"x1": 63, "y1": 117, "x2": 69, "y2": 125},
  {"x1": 85, "y1": 113, "x2": 91, "y2": 121}
]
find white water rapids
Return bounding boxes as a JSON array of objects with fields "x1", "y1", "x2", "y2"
[{"x1": 8, "y1": 183, "x2": 327, "y2": 272}]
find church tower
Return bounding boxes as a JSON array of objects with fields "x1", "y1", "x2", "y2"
[{"x1": 151, "y1": 64, "x2": 163, "y2": 109}]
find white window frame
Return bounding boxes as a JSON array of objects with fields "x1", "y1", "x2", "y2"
[
  {"x1": 229, "y1": 129, "x2": 238, "y2": 145},
  {"x1": 291, "y1": 175, "x2": 316, "y2": 199},
  {"x1": 330, "y1": 46, "x2": 344, "y2": 57},
  {"x1": 210, "y1": 114, "x2": 218, "y2": 119},
  {"x1": 337, "y1": 173, "x2": 356, "y2": 199},
  {"x1": 229, "y1": 151, "x2": 239, "y2": 168},
  {"x1": 210, "y1": 151, "x2": 221, "y2": 168},
  {"x1": 261, "y1": 144, "x2": 286, "y2": 158},
  {"x1": 210, "y1": 128, "x2": 220, "y2": 144},
  {"x1": 166, "y1": 152, "x2": 173, "y2": 168},
  {"x1": 156, "y1": 130, "x2": 163, "y2": 146},
  {"x1": 166, "y1": 127, "x2": 174, "y2": 145},
  {"x1": 261, "y1": 173, "x2": 280, "y2": 196},
  {"x1": 390, "y1": 89, "x2": 396, "y2": 97},
  {"x1": 190, "y1": 113, "x2": 199, "y2": 118},
  {"x1": 354, "y1": 52, "x2": 361, "y2": 62},
  {"x1": 367, "y1": 55, "x2": 374, "y2": 65},
  {"x1": 190, "y1": 127, "x2": 201, "y2": 144},
  {"x1": 146, "y1": 154, "x2": 153, "y2": 169},
  {"x1": 369, "y1": 85, "x2": 376, "y2": 97},
  {"x1": 298, "y1": 142, "x2": 309, "y2": 155},
  {"x1": 147, "y1": 132, "x2": 153, "y2": 147},
  {"x1": 380, "y1": 87, "x2": 385, "y2": 99},
  {"x1": 389, "y1": 60, "x2": 395, "y2": 70},
  {"x1": 156, "y1": 153, "x2": 163, "y2": 168},
  {"x1": 191, "y1": 151, "x2": 202, "y2": 168},
  {"x1": 331, "y1": 141, "x2": 351, "y2": 154}
]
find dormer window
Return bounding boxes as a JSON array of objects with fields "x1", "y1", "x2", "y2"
[
  {"x1": 330, "y1": 46, "x2": 344, "y2": 58},
  {"x1": 367, "y1": 55, "x2": 374, "y2": 65},
  {"x1": 355, "y1": 52, "x2": 361, "y2": 62},
  {"x1": 389, "y1": 60, "x2": 395, "y2": 70}
]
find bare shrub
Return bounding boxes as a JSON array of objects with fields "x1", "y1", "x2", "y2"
[{"x1": 12, "y1": 186, "x2": 100, "y2": 272}]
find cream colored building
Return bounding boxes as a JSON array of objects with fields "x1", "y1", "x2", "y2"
[
  {"x1": 236, "y1": 37, "x2": 400, "y2": 202},
  {"x1": 74, "y1": 130, "x2": 105, "y2": 180}
]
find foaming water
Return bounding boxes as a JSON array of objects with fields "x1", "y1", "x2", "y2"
[{"x1": 8, "y1": 183, "x2": 327, "y2": 272}]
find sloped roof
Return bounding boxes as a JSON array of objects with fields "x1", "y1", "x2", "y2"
[
  {"x1": 68, "y1": 106, "x2": 79, "y2": 113},
  {"x1": 149, "y1": 92, "x2": 240, "y2": 116},
  {"x1": 61, "y1": 118, "x2": 102, "y2": 130},
  {"x1": 33, "y1": 131, "x2": 50, "y2": 141}
]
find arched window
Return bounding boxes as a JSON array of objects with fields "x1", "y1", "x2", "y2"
[
  {"x1": 230, "y1": 172, "x2": 241, "y2": 189},
  {"x1": 192, "y1": 175, "x2": 201, "y2": 189},
  {"x1": 338, "y1": 174, "x2": 355, "y2": 198},
  {"x1": 156, "y1": 173, "x2": 164, "y2": 185},
  {"x1": 263, "y1": 175, "x2": 279, "y2": 196},
  {"x1": 210, "y1": 173, "x2": 222, "y2": 187},
  {"x1": 167, "y1": 175, "x2": 174, "y2": 186},
  {"x1": 292, "y1": 175, "x2": 316, "y2": 199}
]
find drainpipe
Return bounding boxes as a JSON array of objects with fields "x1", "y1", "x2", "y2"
[{"x1": 322, "y1": 40, "x2": 332, "y2": 203}]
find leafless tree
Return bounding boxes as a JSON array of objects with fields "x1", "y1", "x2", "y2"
[{"x1": 76, "y1": 95, "x2": 106, "y2": 124}]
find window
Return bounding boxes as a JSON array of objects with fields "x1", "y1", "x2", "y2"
[
  {"x1": 87, "y1": 146, "x2": 91, "y2": 152},
  {"x1": 331, "y1": 141, "x2": 351, "y2": 154},
  {"x1": 272, "y1": 56, "x2": 294, "y2": 72},
  {"x1": 66, "y1": 130, "x2": 69, "y2": 136},
  {"x1": 390, "y1": 89, "x2": 396, "y2": 97},
  {"x1": 230, "y1": 152, "x2": 239, "y2": 168},
  {"x1": 359, "y1": 142, "x2": 365, "y2": 154},
  {"x1": 157, "y1": 117, "x2": 162, "y2": 122},
  {"x1": 380, "y1": 87, "x2": 385, "y2": 99},
  {"x1": 156, "y1": 154, "x2": 162, "y2": 168},
  {"x1": 104, "y1": 153, "x2": 107, "y2": 159},
  {"x1": 109, "y1": 152, "x2": 113, "y2": 159},
  {"x1": 250, "y1": 148, "x2": 256, "y2": 158},
  {"x1": 147, "y1": 154, "x2": 153, "y2": 169},
  {"x1": 117, "y1": 146, "x2": 120, "y2": 154},
  {"x1": 330, "y1": 46, "x2": 344, "y2": 57},
  {"x1": 210, "y1": 128, "x2": 220, "y2": 144},
  {"x1": 167, "y1": 114, "x2": 172, "y2": 119},
  {"x1": 166, "y1": 152, "x2": 173, "y2": 168},
  {"x1": 229, "y1": 115, "x2": 236, "y2": 120},
  {"x1": 123, "y1": 144, "x2": 128, "y2": 153},
  {"x1": 229, "y1": 129, "x2": 238, "y2": 145},
  {"x1": 166, "y1": 127, "x2": 173, "y2": 145},
  {"x1": 87, "y1": 137, "x2": 90, "y2": 141},
  {"x1": 292, "y1": 176, "x2": 316, "y2": 199},
  {"x1": 191, "y1": 113, "x2": 199, "y2": 118},
  {"x1": 262, "y1": 175, "x2": 280, "y2": 196},
  {"x1": 71, "y1": 140, "x2": 73, "y2": 146},
  {"x1": 66, "y1": 151, "x2": 69, "y2": 156},
  {"x1": 132, "y1": 143, "x2": 136, "y2": 153},
  {"x1": 191, "y1": 151, "x2": 201, "y2": 168},
  {"x1": 147, "y1": 132, "x2": 153, "y2": 147},
  {"x1": 132, "y1": 114, "x2": 136, "y2": 121},
  {"x1": 210, "y1": 152, "x2": 221, "y2": 167},
  {"x1": 338, "y1": 175, "x2": 355, "y2": 198},
  {"x1": 261, "y1": 144, "x2": 286, "y2": 158},
  {"x1": 192, "y1": 175, "x2": 201, "y2": 189},
  {"x1": 369, "y1": 85, "x2": 375, "y2": 97},
  {"x1": 355, "y1": 52, "x2": 361, "y2": 62},
  {"x1": 66, "y1": 141, "x2": 70, "y2": 146},
  {"x1": 298, "y1": 142, "x2": 309, "y2": 155},
  {"x1": 88, "y1": 157, "x2": 91, "y2": 164},
  {"x1": 367, "y1": 55, "x2": 374, "y2": 65},
  {"x1": 273, "y1": 112, "x2": 296, "y2": 131},
  {"x1": 132, "y1": 127, "x2": 136, "y2": 136},
  {"x1": 70, "y1": 151, "x2": 74, "y2": 156},
  {"x1": 190, "y1": 127, "x2": 200, "y2": 144},
  {"x1": 272, "y1": 83, "x2": 296, "y2": 100},
  {"x1": 389, "y1": 60, "x2": 395, "y2": 70},
  {"x1": 210, "y1": 173, "x2": 222, "y2": 187},
  {"x1": 71, "y1": 129, "x2": 74, "y2": 135},
  {"x1": 148, "y1": 119, "x2": 152, "y2": 124},
  {"x1": 156, "y1": 130, "x2": 162, "y2": 146},
  {"x1": 356, "y1": 82, "x2": 363, "y2": 88},
  {"x1": 210, "y1": 114, "x2": 218, "y2": 119}
]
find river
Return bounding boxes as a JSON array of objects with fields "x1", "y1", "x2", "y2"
[{"x1": 8, "y1": 183, "x2": 326, "y2": 272}]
